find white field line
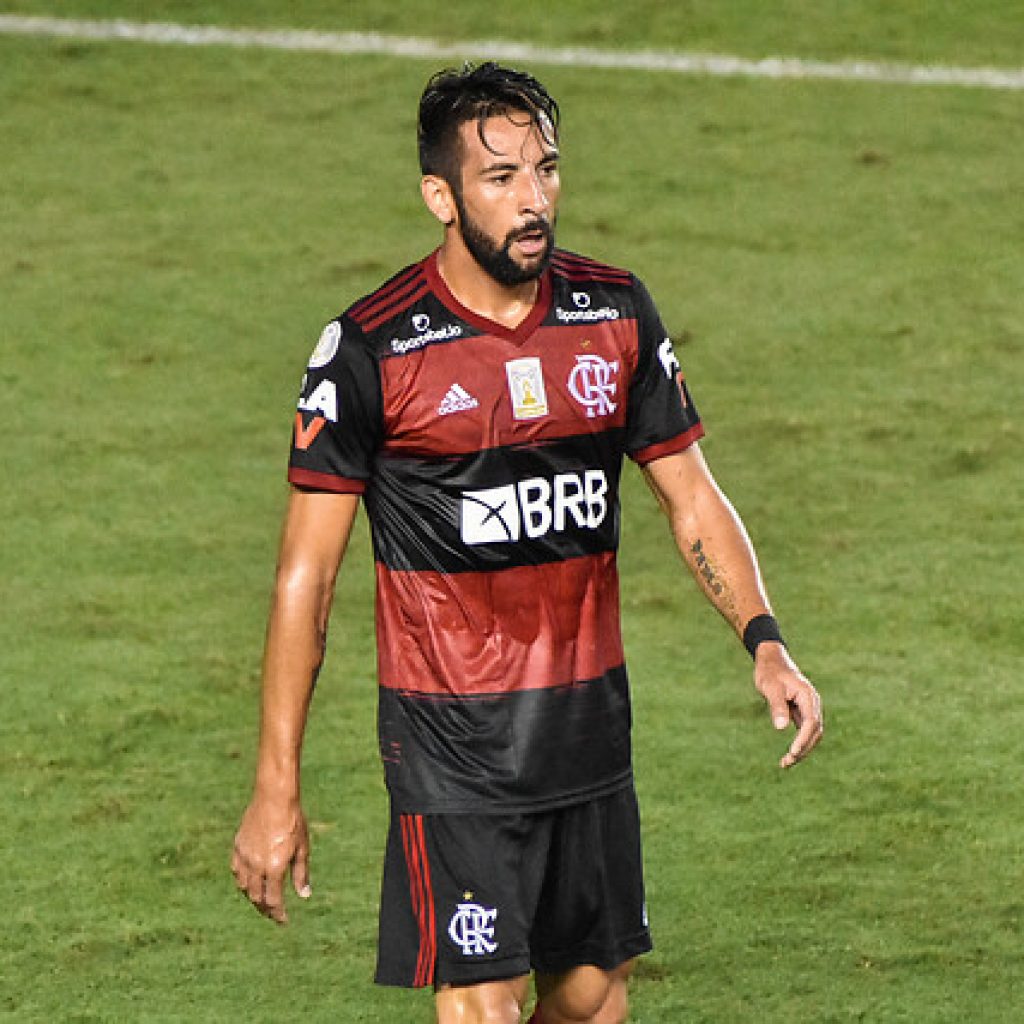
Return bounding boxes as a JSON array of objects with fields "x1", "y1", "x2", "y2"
[{"x1": 2, "y1": 14, "x2": 1023, "y2": 91}]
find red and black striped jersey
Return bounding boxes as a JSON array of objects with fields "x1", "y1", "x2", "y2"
[{"x1": 289, "y1": 248, "x2": 703, "y2": 813}]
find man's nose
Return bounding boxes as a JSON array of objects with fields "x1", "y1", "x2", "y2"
[{"x1": 518, "y1": 168, "x2": 550, "y2": 214}]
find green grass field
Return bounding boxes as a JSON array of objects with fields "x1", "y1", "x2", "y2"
[{"x1": 2, "y1": 4, "x2": 1023, "y2": 1021}]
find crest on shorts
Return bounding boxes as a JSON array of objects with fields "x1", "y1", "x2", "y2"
[{"x1": 448, "y1": 901, "x2": 498, "y2": 956}]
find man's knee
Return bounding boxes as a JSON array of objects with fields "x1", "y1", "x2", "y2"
[
  {"x1": 593, "y1": 971, "x2": 629, "y2": 1024},
  {"x1": 535, "y1": 961, "x2": 633, "y2": 1024},
  {"x1": 436, "y1": 976, "x2": 530, "y2": 1024}
]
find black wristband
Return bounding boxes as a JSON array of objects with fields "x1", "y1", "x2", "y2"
[{"x1": 742, "y1": 614, "x2": 785, "y2": 659}]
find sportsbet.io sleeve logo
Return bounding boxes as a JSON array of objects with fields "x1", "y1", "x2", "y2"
[{"x1": 460, "y1": 471, "x2": 609, "y2": 545}]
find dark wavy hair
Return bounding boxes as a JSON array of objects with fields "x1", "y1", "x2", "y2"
[{"x1": 417, "y1": 62, "x2": 560, "y2": 188}]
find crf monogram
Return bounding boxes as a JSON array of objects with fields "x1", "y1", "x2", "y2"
[
  {"x1": 448, "y1": 902, "x2": 499, "y2": 956},
  {"x1": 568, "y1": 354, "x2": 618, "y2": 418}
]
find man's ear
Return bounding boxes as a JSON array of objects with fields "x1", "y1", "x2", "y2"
[{"x1": 421, "y1": 175, "x2": 456, "y2": 227}]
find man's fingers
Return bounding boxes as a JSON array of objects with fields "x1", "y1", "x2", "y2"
[
  {"x1": 766, "y1": 695, "x2": 791, "y2": 731},
  {"x1": 780, "y1": 725, "x2": 822, "y2": 768},
  {"x1": 780, "y1": 692, "x2": 823, "y2": 768},
  {"x1": 237, "y1": 869, "x2": 289, "y2": 924},
  {"x1": 263, "y1": 873, "x2": 287, "y2": 924},
  {"x1": 789, "y1": 699, "x2": 803, "y2": 730},
  {"x1": 232, "y1": 804, "x2": 310, "y2": 924},
  {"x1": 230, "y1": 848, "x2": 244, "y2": 887},
  {"x1": 245, "y1": 871, "x2": 264, "y2": 906},
  {"x1": 292, "y1": 844, "x2": 312, "y2": 899},
  {"x1": 234, "y1": 850, "x2": 286, "y2": 923}
]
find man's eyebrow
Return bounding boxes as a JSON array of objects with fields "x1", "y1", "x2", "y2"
[
  {"x1": 478, "y1": 160, "x2": 520, "y2": 175},
  {"x1": 478, "y1": 151, "x2": 560, "y2": 175}
]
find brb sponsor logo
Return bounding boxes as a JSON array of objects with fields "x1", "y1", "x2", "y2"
[
  {"x1": 391, "y1": 313, "x2": 462, "y2": 354},
  {"x1": 461, "y1": 470, "x2": 609, "y2": 545}
]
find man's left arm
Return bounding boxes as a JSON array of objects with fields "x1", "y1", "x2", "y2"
[{"x1": 643, "y1": 444, "x2": 823, "y2": 768}]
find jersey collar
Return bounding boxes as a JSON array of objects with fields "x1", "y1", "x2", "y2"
[{"x1": 424, "y1": 249, "x2": 552, "y2": 346}]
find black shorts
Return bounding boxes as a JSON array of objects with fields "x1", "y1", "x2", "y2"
[{"x1": 374, "y1": 785, "x2": 652, "y2": 989}]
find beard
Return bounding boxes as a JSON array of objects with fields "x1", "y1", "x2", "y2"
[{"x1": 453, "y1": 191, "x2": 555, "y2": 286}]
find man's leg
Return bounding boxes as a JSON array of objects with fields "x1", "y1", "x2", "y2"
[
  {"x1": 436, "y1": 975, "x2": 531, "y2": 1024},
  {"x1": 530, "y1": 960, "x2": 634, "y2": 1024}
]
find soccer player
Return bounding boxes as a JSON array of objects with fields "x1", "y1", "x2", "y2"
[{"x1": 232, "y1": 62, "x2": 822, "y2": 1024}]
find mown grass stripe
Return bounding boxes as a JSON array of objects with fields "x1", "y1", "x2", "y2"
[{"x1": 2, "y1": 13, "x2": 1023, "y2": 91}]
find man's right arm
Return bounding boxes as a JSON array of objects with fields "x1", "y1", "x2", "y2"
[{"x1": 231, "y1": 487, "x2": 360, "y2": 924}]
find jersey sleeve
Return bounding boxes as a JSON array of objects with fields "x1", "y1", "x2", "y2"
[
  {"x1": 287, "y1": 316, "x2": 382, "y2": 493},
  {"x1": 625, "y1": 276, "x2": 704, "y2": 465}
]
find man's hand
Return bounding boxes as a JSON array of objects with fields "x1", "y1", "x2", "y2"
[
  {"x1": 231, "y1": 797, "x2": 312, "y2": 924},
  {"x1": 754, "y1": 642, "x2": 823, "y2": 768}
]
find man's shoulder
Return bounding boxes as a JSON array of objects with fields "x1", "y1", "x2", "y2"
[
  {"x1": 547, "y1": 249, "x2": 648, "y2": 326},
  {"x1": 328, "y1": 253, "x2": 467, "y2": 362},
  {"x1": 340, "y1": 255, "x2": 434, "y2": 334},
  {"x1": 549, "y1": 248, "x2": 636, "y2": 287}
]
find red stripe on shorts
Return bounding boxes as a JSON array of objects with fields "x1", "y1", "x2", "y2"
[
  {"x1": 400, "y1": 814, "x2": 436, "y2": 987},
  {"x1": 414, "y1": 815, "x2": 436, "y2": 985}
]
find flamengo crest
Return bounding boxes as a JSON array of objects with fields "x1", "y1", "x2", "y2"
[
  {"x1": 448, "y1": 901, "x2": 498, "y2": 956},
  {"x1": 568, "y1": 353, "x2": 618, "y2": 418}
]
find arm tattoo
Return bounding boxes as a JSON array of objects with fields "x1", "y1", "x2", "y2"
[
  {"x1": 690, "y1": 539, "x2": 724, "y2": 596},
  {"x1": 690, "y1": 538, "x2": 742, "y2": 627}
]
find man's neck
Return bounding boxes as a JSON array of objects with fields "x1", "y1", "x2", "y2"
[{"x1": 435, "y1": 240, "x2": 540, "y2": 331}]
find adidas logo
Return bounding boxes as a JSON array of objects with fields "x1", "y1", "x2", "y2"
[{"x1": 438, "y1": 383, "x2": 480, "y2": 416}]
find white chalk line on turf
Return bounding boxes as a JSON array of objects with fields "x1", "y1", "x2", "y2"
[{"x1": 2, "y1": 14, "x2": 1023, "y2": 91}]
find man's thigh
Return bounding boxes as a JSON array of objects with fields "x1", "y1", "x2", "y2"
[
  {"x1": 375, "y1": 788, "x2": 650, "y2": 990},
  {"x1": 529, "y1": 787, "x2": 651, "y2": 977},
  {"x1": 375, "y1": 808, "x2": 545, "y2": 988}
]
